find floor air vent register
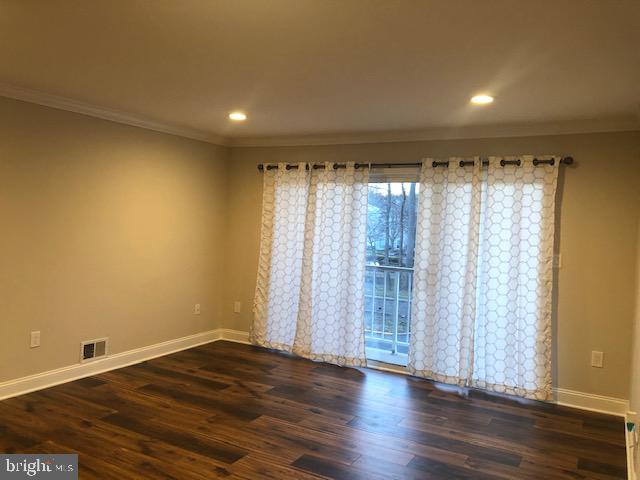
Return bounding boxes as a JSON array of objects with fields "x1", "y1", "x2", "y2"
[{"x1": 80, "y1": 338, "x2": 108, "y2": 362}]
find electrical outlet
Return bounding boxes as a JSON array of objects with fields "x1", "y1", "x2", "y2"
[
  {"x1": 30, "y1": 331, "x2": 41, "y2": 348},
  {"x1": 591, "y1": 350, "x2": 604, "y2": 368},
  {"x1": 193, "y1": 303, "x2": 201, "y2": 315},
  {"x1": 233, "y1": 301, "x2": 242, "y2": 314}
]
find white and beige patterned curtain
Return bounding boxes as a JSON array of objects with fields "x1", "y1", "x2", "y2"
[
  {"x1": 252, "y1": 163, "x2": 309, "y2": 353},
  {"x1": 409, "y1": 156, "x2": 559, "y2": 400},
  {"x1": 252, "y1": 162, "x2": 369, "y2": 367},
  {"x1": 409, "y1": 158, "x2": 482, "y2": 386}
]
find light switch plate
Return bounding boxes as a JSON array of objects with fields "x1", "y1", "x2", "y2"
[
  {"x1": 30, "y1": 331, "x2": 41, "y2": 348},
  {"x1": 591, "y1": 350, "x2": 604, "y2": 368},
  {"x1": 233, "y1": 301, "x2": 242, "y2": 314}
]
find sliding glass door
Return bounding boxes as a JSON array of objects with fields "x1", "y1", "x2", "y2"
[{"x1": 364, "y1": 182, "x2": 419, "y2": 365}]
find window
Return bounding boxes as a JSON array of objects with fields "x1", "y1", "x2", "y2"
[{"x1": 364, "y1": 182, "x2": 419, "y2": 365}]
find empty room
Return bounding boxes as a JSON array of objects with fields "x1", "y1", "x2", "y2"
[{"x1": 1, "y1": 1, "x2": 640, "y2": 479}]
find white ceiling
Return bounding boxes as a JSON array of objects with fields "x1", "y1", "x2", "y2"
[{"x1": 1, "y1": 0, "x2": 639, "y2": 144}]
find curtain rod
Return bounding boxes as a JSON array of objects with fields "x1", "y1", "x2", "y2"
[{"x1": 257, "y1": 156, "x2": 574, "y2": 171}]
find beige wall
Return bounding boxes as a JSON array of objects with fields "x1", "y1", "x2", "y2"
[
  {"x1": 225, "y1": 131, "x2": 640, "y2": 399},
  {"x1": 2, "y1": 95, "x2": 639, "y2": 400},
  {"x1": 0, "y1": 97, "x2": 229, "y2": 382}
]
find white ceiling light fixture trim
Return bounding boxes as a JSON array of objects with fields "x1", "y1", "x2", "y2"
[
  {"x1": 229, "y1": 112, "x2": 247, "y2": 121},
  {"x1": 471, "y1": 94, "x2": 494, "y2": 105}
]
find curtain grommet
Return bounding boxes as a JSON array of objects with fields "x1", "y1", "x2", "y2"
[
  {"x1": 533, "y1": 158, "x2": 555, "y2": 167},
  {"x1": 500, "y1": 159, "x2": 521, "y2": 167},
  {"x1": 432, "y1": 160, "x2": 449, "y2": 168}
]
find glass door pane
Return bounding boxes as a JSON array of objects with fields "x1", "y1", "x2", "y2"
[{"x1": 364, "y1": 182, "x2": 419, "y2": 365}]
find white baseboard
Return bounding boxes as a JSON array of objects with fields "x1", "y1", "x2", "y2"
[
  {"x1": 553, "y1": 387, "x2": 629, "y2": 417},
  {"x1": 0, "y1": 328, "x2": 254, "y2": 401},
  {"x1": 218, "y1": 329, "x2": 251, "y2": 344},
  {"x1": 0, "y1": 329, "x2": 230, "y2": 400},
  {"x1": 0, "y1": 328, "x2": 631, "y2": 420},
  {"x1": 366, "y1": 359, "x2": 630, "y2": 418}
]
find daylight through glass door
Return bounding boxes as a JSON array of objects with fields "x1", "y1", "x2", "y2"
[{"x1": 364, "y1": 182, "x2": 419, "y2": 366}]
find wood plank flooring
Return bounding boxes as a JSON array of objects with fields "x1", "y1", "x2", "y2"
[{"x1": 0, "y1": 341, "x2": 627, "y2": 479}]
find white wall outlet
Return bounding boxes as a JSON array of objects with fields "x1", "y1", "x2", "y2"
[
  {"x1": 553, "y1": 254, "x2": 562, "y2": 268},
  {"x1": 591, "y1": 350, "x2": 604, "y2": 368},
  {"x1": 233, "y1": 301, "x2": 242, "y2": 314},
  {"x1": 193, "y1": 303, "x2": 201, "y2": 315},
  {"x1": 30, "y1": 330, "x2": 41, "y2": 348}
]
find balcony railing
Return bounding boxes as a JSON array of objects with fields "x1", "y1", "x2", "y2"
[{"x1": 364, "y1": 264, "x2": 413, "y2": 357}]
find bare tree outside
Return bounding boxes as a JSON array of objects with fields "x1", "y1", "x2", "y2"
[
  {"x1": 364, "y1": 182, "x2": 419, "y2": 363},
  {"x1": 366, "y1": 182, "x2": 418, "y2": 267}
]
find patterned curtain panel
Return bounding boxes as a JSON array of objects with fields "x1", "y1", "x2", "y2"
[
  {"x1": 472, "y1": 156, "x2": 558, "y2": 400},
  {"x1": 252, "y1": 162, "x2": 369, "y2": 367},
  {"x1": 409, "y1": 156, "x2": 559, "y2": 400},
  {"x1": 293, "y1": 163, "x2": 369, "y2": 366},
  {"x1": 251, "y1": 163, "x2": 309, "y2": 352},
  {"x1": 408, "y1": 158, "x2": 482, "y2": 386}
]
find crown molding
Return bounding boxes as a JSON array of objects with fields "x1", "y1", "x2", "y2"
[
  {"x1": 0, "y1": 82, "x2": 230, "y2": 146},
  {"x1": 2, "y1": 82, "x2": 638, "y2": 149},
  {"x1": 228, "y1": 117, "x2": 640, "y2": 147}
]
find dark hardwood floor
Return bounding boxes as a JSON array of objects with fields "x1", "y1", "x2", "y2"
[{"x1": 0, "y1": 341, "x2": 627, "y2": 479}]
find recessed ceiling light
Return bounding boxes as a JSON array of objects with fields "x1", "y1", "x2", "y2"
[
  {"x1": 471, "y1": 95, "x2": 494, "y2": 105},
  {"x1": 229, "y1": 112, "x2": 247, "y2": 121}
]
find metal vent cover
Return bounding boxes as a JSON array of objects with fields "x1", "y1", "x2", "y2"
[{"x1": 80, "y1": 338, "x2": 108, "y2": 362}]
